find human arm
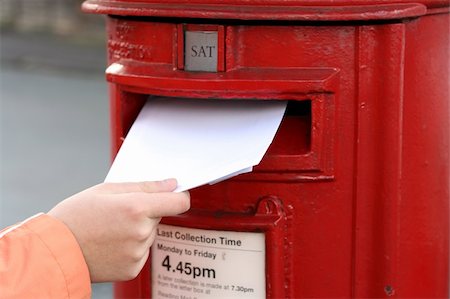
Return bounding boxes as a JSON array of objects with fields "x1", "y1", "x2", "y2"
[
  {"x1": 48, "y1": 178, "x2": 190, "y2": 282},
  {"x1": 0, "y1": 179, "x2": 190, "y2": 298}
]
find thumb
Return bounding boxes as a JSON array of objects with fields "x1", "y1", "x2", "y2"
[{"x1": 96, "y1": 179, "x2": 178, "y2": 194}]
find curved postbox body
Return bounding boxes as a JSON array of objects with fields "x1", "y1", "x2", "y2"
[{"x1": 82, "y1": 1, "x2": 449, "y2": 298}]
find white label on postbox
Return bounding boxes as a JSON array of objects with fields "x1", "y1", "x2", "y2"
[
  {"x1": 151, "y1": 224, "x2": 266, "y2": 299},
  {"x1": 185, "y1": 31, "x2": 218, "y2": 72}
]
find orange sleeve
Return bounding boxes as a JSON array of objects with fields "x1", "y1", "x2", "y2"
[{"x1": 0, "y1": 213, "x2": 92, "y2": 299}]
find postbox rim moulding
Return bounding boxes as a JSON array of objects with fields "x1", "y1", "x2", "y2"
[{"x1": 81, "y1": 1, "x2": 440, "y2": 21}]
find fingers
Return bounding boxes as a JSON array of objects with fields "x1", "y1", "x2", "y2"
[
  {"x1": 142, "y1": 191, "x2": 190, "y2": 217},
  {"x1": 117, "y1": 191, "x2": 190, "y2": 218},
  {"x1": 95, "y1": 179, "x2": 178, "y2": 194}
]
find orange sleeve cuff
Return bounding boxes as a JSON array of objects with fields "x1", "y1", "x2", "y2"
[{"x1": 24, "y1": 214, "x2": 92, "y2": 299}]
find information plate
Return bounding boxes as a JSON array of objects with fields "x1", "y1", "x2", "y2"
[
  {"x1": 184, "y1": 31, "x2": 218, "y2": 72},
  {"x1": 152, "y1": 224, "x2": 266, "y2": 299}
]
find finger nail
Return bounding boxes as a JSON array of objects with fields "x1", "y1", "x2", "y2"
[
  {"x1": 162, "y1": 178, "x2": 174, "y2": 183},
  {"x1": 161, "y1": 178, "x2": 177, "y2": 187}
]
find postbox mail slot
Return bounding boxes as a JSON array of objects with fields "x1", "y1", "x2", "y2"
[
  {"x1": 250, "y1": 94, "x2": 334, "y2": 181},
  {"x1": 267, "y1": 100, "x2": 312, "y2": 156},
  {"x1": 107, "y1": 62, "x2": 337, "y2": 180}
]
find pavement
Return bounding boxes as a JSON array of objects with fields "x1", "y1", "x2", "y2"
[{"x1": 0, "y1": 29, "x2": 113, "y2": 298}]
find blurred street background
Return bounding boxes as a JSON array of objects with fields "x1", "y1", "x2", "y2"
[{"x1": 1, "y1": 0, "x2": 112, "y2": 297}]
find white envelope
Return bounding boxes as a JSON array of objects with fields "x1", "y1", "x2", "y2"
[{"x1": 105, "y1": 97, "x2": 287, "y2": 192}]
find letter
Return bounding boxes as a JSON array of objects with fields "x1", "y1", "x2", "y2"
[
  {"x1": 206, "y1": 46, "x2": 215, "y2": 57},
  {"x1": 191, "y1": 45, "x2": 198, "y2": 57},
  {"x1": 198, "y1": 46, "x2": 207, "y2": 57}
]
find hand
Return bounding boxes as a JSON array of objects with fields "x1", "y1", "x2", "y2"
[{"x1": 47, "y1": 179, "x2": 190, "y2": 282}]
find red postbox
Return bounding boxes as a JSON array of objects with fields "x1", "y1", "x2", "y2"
[{"x1": 82, "y1": 1, "x2": 449, "y2": 298}]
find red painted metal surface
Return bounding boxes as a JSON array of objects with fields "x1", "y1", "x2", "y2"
[
  {"x1": 83, "y1": 1, "x2": 429, "y2": 20},
  {"x1": 83, "y1": 1, "x2": 449, "y2": 298}
]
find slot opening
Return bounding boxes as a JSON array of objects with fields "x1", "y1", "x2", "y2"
[{"x1": 266, "y1": 100, "x2": 312, "y2": 156}]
